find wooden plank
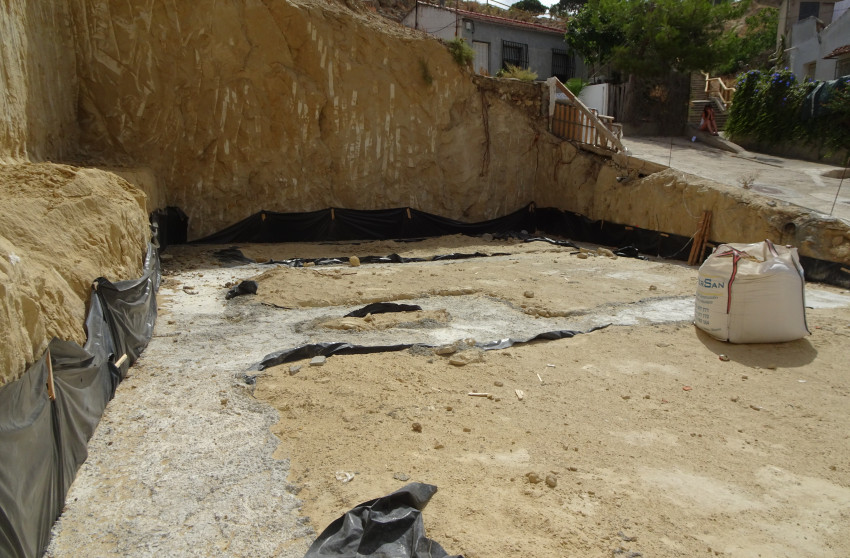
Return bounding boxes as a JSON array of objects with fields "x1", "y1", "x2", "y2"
[{"x1": 46, "y1": 348, "x2": 55, "y2": 402}]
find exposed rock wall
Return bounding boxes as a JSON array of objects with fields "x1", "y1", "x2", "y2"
[
  {"x1": 0, "y1": 0, "x2": 78, "y2": 161},
  {"x1": 537, "y1": 163, "x2": 850, "y2": 265},
  {"x1": 0, "y1": 163, "x2": 149, "y2": 385},
  {"x1": 1, "y1": 0, "x2": 848, "y2": 387},
  {"x1": 67, "y1": 0, "x2": 581, "y2": 238}
]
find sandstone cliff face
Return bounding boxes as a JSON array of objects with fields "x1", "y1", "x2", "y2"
[
  {"x1": 68, "y1": 0, "x2": 579, "y2": 238},
  {"x1": 0, "y1": 0, "x2": 78, "y2": 162},
  {"x1": 1, "y1": 0, "x2": 849, "y2": 386},
  {"x1": 538, "y1": 165, "x2": 850, "y2": 264},
  {"x1": 0, "y1": 163, "x2": 149, "y2": 385}
]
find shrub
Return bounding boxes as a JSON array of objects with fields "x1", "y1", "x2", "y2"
[
  {"x1": 726, "y1": 69, "x2": 850, "y2": 160},
  {"x1": 565, "y1": 77, "x2": 589, "y2": 96},
  {"x1": 496, "y1": 64, "x2": 538, "y2": 82},
  {"x1": 446, "y1": 38, "x2": 474, "y2": 67}
]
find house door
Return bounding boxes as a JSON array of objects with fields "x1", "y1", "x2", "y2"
[{"x1": 472, "y1": 41, "x2": 490, "y2": 76}]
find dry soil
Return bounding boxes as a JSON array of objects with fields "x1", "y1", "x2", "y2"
[{"x1": 47, "y1": 235, "x2": 850, "y2": 558}]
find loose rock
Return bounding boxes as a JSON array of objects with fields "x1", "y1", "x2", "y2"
[
  {"x1": 310, "y1": 356, "x2": 326, "y2": 367},
  {"x1": 435, "y1": 343, "x2": 457, "y2": 356}
]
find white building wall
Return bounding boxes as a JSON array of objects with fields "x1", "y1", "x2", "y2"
[
  {"x1": 816, "y1": 7, "x2": 850, "y2": 80},
  {"x1": 789, "y1": 18, "x2": 823, "y2": 79},
  {"x1": 578, "y1": 84, "x2": 609, "y2": 116},
  {"x1": 402, "y1": 4, "x2": 457, "y2": 41},
  {"x1": 833, "y1": 0, "x2": 850, "y2": 21}
]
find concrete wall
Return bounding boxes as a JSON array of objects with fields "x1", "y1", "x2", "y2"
[
  {"x1": 402, "y1": 3, "x2": 456, "y2": 40},
  {"x1": 789, "y1": 17, "x2": 823, "y2": 79},
  {"x1": 779, "y1": 0, "x2": 837, "y2": 42}
]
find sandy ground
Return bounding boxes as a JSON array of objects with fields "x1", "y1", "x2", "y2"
[{"x1": 47, "y1": 236, "x2": 850, "y2": 557}]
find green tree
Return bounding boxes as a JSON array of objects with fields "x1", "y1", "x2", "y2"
[
  {"x1": 566, "y1": 0, "x2": 748, "y2": 77},
  {"x1": 511, "y1": 0, "x2": 547, "y2": 14},
  {"x1": 714, "y1": 7, "x2": 779, "y2": 75},
  {"x1": 549, "y1": 0, "x2": 588, "y2": 17}
]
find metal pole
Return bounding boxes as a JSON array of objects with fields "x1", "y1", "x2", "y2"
[{"x1": 830, "y1": 169, "x2": 847, "y2": 216}]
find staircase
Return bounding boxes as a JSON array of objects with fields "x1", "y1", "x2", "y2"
[{"x1": 689, "y1": 72, "x2": 735, "y2": 131}]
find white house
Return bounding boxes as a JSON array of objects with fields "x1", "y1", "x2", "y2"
[
  {"x1": 786, "y1": 0, "x2": 850, "y2": 80},
  {"x1": 402, "y1": 1, "x2": 584, "y2": 82}
]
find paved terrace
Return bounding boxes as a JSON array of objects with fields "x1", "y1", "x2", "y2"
[{"x1": 623, "y1": 136, "x2": 850, "y2": 224}]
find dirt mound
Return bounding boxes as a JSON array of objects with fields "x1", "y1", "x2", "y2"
[{"x1": 0, "y1": 163, "x2": 149, "y2": 385}]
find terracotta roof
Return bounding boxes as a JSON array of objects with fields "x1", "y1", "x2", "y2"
[
  {"x1": 418, "y1": 3, "x2": 566, "y2": 35},
  {"x1": 824, "y1": 44, "x2": 850, "y2": 59}
]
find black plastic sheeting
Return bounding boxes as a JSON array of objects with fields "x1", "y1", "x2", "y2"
[
  {"x1": 194, "y1": 205, "x2": 536, "y2": 244},
  {"x1": 150, "y1": 206, "x2": 188, "y2": 251},
  {"x1": 0, "y1": 244, "x2": 159, "y2": 558},
  {"x1": 345, "y1": 303, "x2": 423, "y2": 318},
  {"x1": 800, "y1": 77, "x2": 849, "y2": 121},
  {"x1": 251, "y1": 326, "x2": 607, "y2": 371},
  {"x1": 305, "y1": 482, "x2": 460, "y2": 558},
  {"x1": 191, "y1": 203, "x2": 849, "y2": 287},
  {"x1": 225, "y1": 280, "x2": 258, "y2": 300},
  {"x1": 263, "y1": 252, "x2": 509, "y2": 268}
]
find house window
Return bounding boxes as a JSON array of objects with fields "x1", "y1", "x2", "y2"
[
  {"x1": 836, "y1": 57, "x2": 850, "y2": 78},
  {"x1": 804, "y1": 61, "x2": 817, "y2": 80},
  {"x1": 798, "y1": 2, "x2": 819, "y2": 21},
  {"x1": 502, "y1": 40, "x2": 529, "y2": 69},
  {"x1": 552, "y1": 49, "x2": 574, "y2": 82}
]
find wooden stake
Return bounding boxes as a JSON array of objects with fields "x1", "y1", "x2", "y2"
[
  {"x1": 687, "y1": 213, "x2": 705, "y2": 265},
  {"x1": 46, "y1": 348, "x2": 56, "y2": 401},
  {"x1": 696, "y1": 211, "x2": 712, "y2": 265},
  {"x1": 115, "y1": 354, "x2": 128, "y2": 368},
  {"x1": 688, "y1": 211, "x2": 712, "y2": 266}
]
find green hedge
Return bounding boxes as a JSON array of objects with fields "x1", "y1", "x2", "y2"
[{"x1": 726, "y1": 69, "x2": 850, "y2": 162}]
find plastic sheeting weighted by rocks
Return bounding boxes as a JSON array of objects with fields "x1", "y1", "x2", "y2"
[
  {"x1": 0, "y1": 244, "x2": 159, "y2": 558},
  {"x1": 345, "y1": 303, "x2": 423, "y2": 318},
  {"x1": 304, "y1": 482, "x2": 460, "y2": 558},
  {"x1": 251, "y1": 326, "x2": 608, "y2": 371}
]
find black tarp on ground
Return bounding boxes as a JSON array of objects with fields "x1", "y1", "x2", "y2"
[
  {"x1": 0, "y1": 244, "x2": 159, "y2": 558},
  {"x1": 251, "y1": 326, "x2": 608, "y2": 371},
  {"x1": 304, "y1": 482, "x2": 461, "y2": 558},
  {"x1": 195, "y1": 204, "x2": 850, "y2": 289},
  {"x1": 193, "y1": 205, "x2": 537, "y2": 244}
]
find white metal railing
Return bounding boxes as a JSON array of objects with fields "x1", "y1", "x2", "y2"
[{"x1": 702, "y1": 72, "x2": 736, "y2": 111}]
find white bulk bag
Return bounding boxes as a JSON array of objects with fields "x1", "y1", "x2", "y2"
[{"x1": 694, "y1": 240, "x2": 809, "y2": 343}]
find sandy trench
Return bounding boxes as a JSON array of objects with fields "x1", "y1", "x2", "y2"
[{"x1": 47, "y1": 235, "x2": 850, "y2": 557}]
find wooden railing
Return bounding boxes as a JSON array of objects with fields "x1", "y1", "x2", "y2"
[
  {"x1": 702, "y1": 72, "x2": 736, "y2": 110},
  {"x1": 546, "y1": 77, "x2": 625, "y2": 154}
]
